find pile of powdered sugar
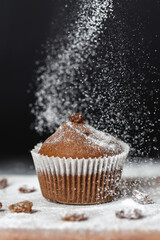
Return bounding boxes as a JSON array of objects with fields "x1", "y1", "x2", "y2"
[{"x1": 0, "y1": 163, "x2": 160, "y2": 231}]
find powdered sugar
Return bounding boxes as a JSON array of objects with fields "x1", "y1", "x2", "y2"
[
  {"x1": 122, "y1": 162, "x2": 160, "y2": 178},
  {"x1": 32, "y1": 0, "x2": 113, "y2": 134},
  {"x1": 65, "y1": 121, "x2": 122, "y2": 153},
  {"x1": 31, "y1": 0, "x2": 160, "y2": 158},
  {"x1": 0, "y1": 163, "x2": 160, "y2": 231}
]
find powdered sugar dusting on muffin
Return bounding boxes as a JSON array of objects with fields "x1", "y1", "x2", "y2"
[
  {"x1": 45, "y1": 125, "x2": 66, "y2": 144},
  {"x1": 38, "y1": 114, "x2": 128, "y2": 159},
  {"x1": 66, "y1": 121, "x2": 122, "y2": 154}
]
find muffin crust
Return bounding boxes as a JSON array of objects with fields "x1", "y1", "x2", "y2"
[{"x1": 38, "y1": 114, "x2": 122, "y2": 159}]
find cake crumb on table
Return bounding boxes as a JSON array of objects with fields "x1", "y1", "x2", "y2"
[
  {"x1": 9, "y1": 201, "x2": 33, "y2": 213},
  {"x1": 0, "y1": 178, "x2": 7, "y2": 189}
]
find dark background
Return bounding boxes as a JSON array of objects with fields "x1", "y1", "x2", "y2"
[{"x1": 0, "y1": 0, "x2": 160, "y2": 165}]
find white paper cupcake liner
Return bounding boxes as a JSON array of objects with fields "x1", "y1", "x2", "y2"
[
  {"x1": 31, "y1": 140, "x2": 129, "y2": 204},
  {"x1": 31, "y1": 140, "x2": 129, "y2": 176}
]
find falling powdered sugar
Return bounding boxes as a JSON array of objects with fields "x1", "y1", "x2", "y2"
[
  {"x1": 32, "y1": 0, "x2": 160, "y2": 157},
  {"x1": 33, "y1": 0, "x2": 113, "y2": 133}
]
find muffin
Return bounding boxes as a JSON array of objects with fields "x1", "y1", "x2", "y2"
[{"x1": 31, "y1": 113, "x2": 129, "y2": 204}]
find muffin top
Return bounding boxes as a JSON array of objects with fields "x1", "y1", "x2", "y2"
[{"x1": 38, "y1": 113, "x2": 122, "y2": 159}]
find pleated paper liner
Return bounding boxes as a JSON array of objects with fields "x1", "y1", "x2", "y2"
[{"x1": 31, "y1": 141, "x2": 129, "y2": 204}]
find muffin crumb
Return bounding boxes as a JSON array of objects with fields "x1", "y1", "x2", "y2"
[
  {"x1": 62, "y1": 213, "x2": 87, "y2": 222},
  {"x1": 19, "y1": 186, "x2": 36, "y2": 193},
  {"x1": 9, "y1": 201, "x2": 33, "y2": 213},
  {"x1": 132, "y1": 190, "x2": 154, "y2": 204},
  {"x1": 0, "y1": 178, "x2": 7, "y2": 189},
  {"x1": 116, "y1": 209, "x2": 143, "y2": 220}
]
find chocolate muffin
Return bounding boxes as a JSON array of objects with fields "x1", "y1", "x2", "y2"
[{"x1": 31, "y1": 113, "x2": 129, "y2": 204}]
